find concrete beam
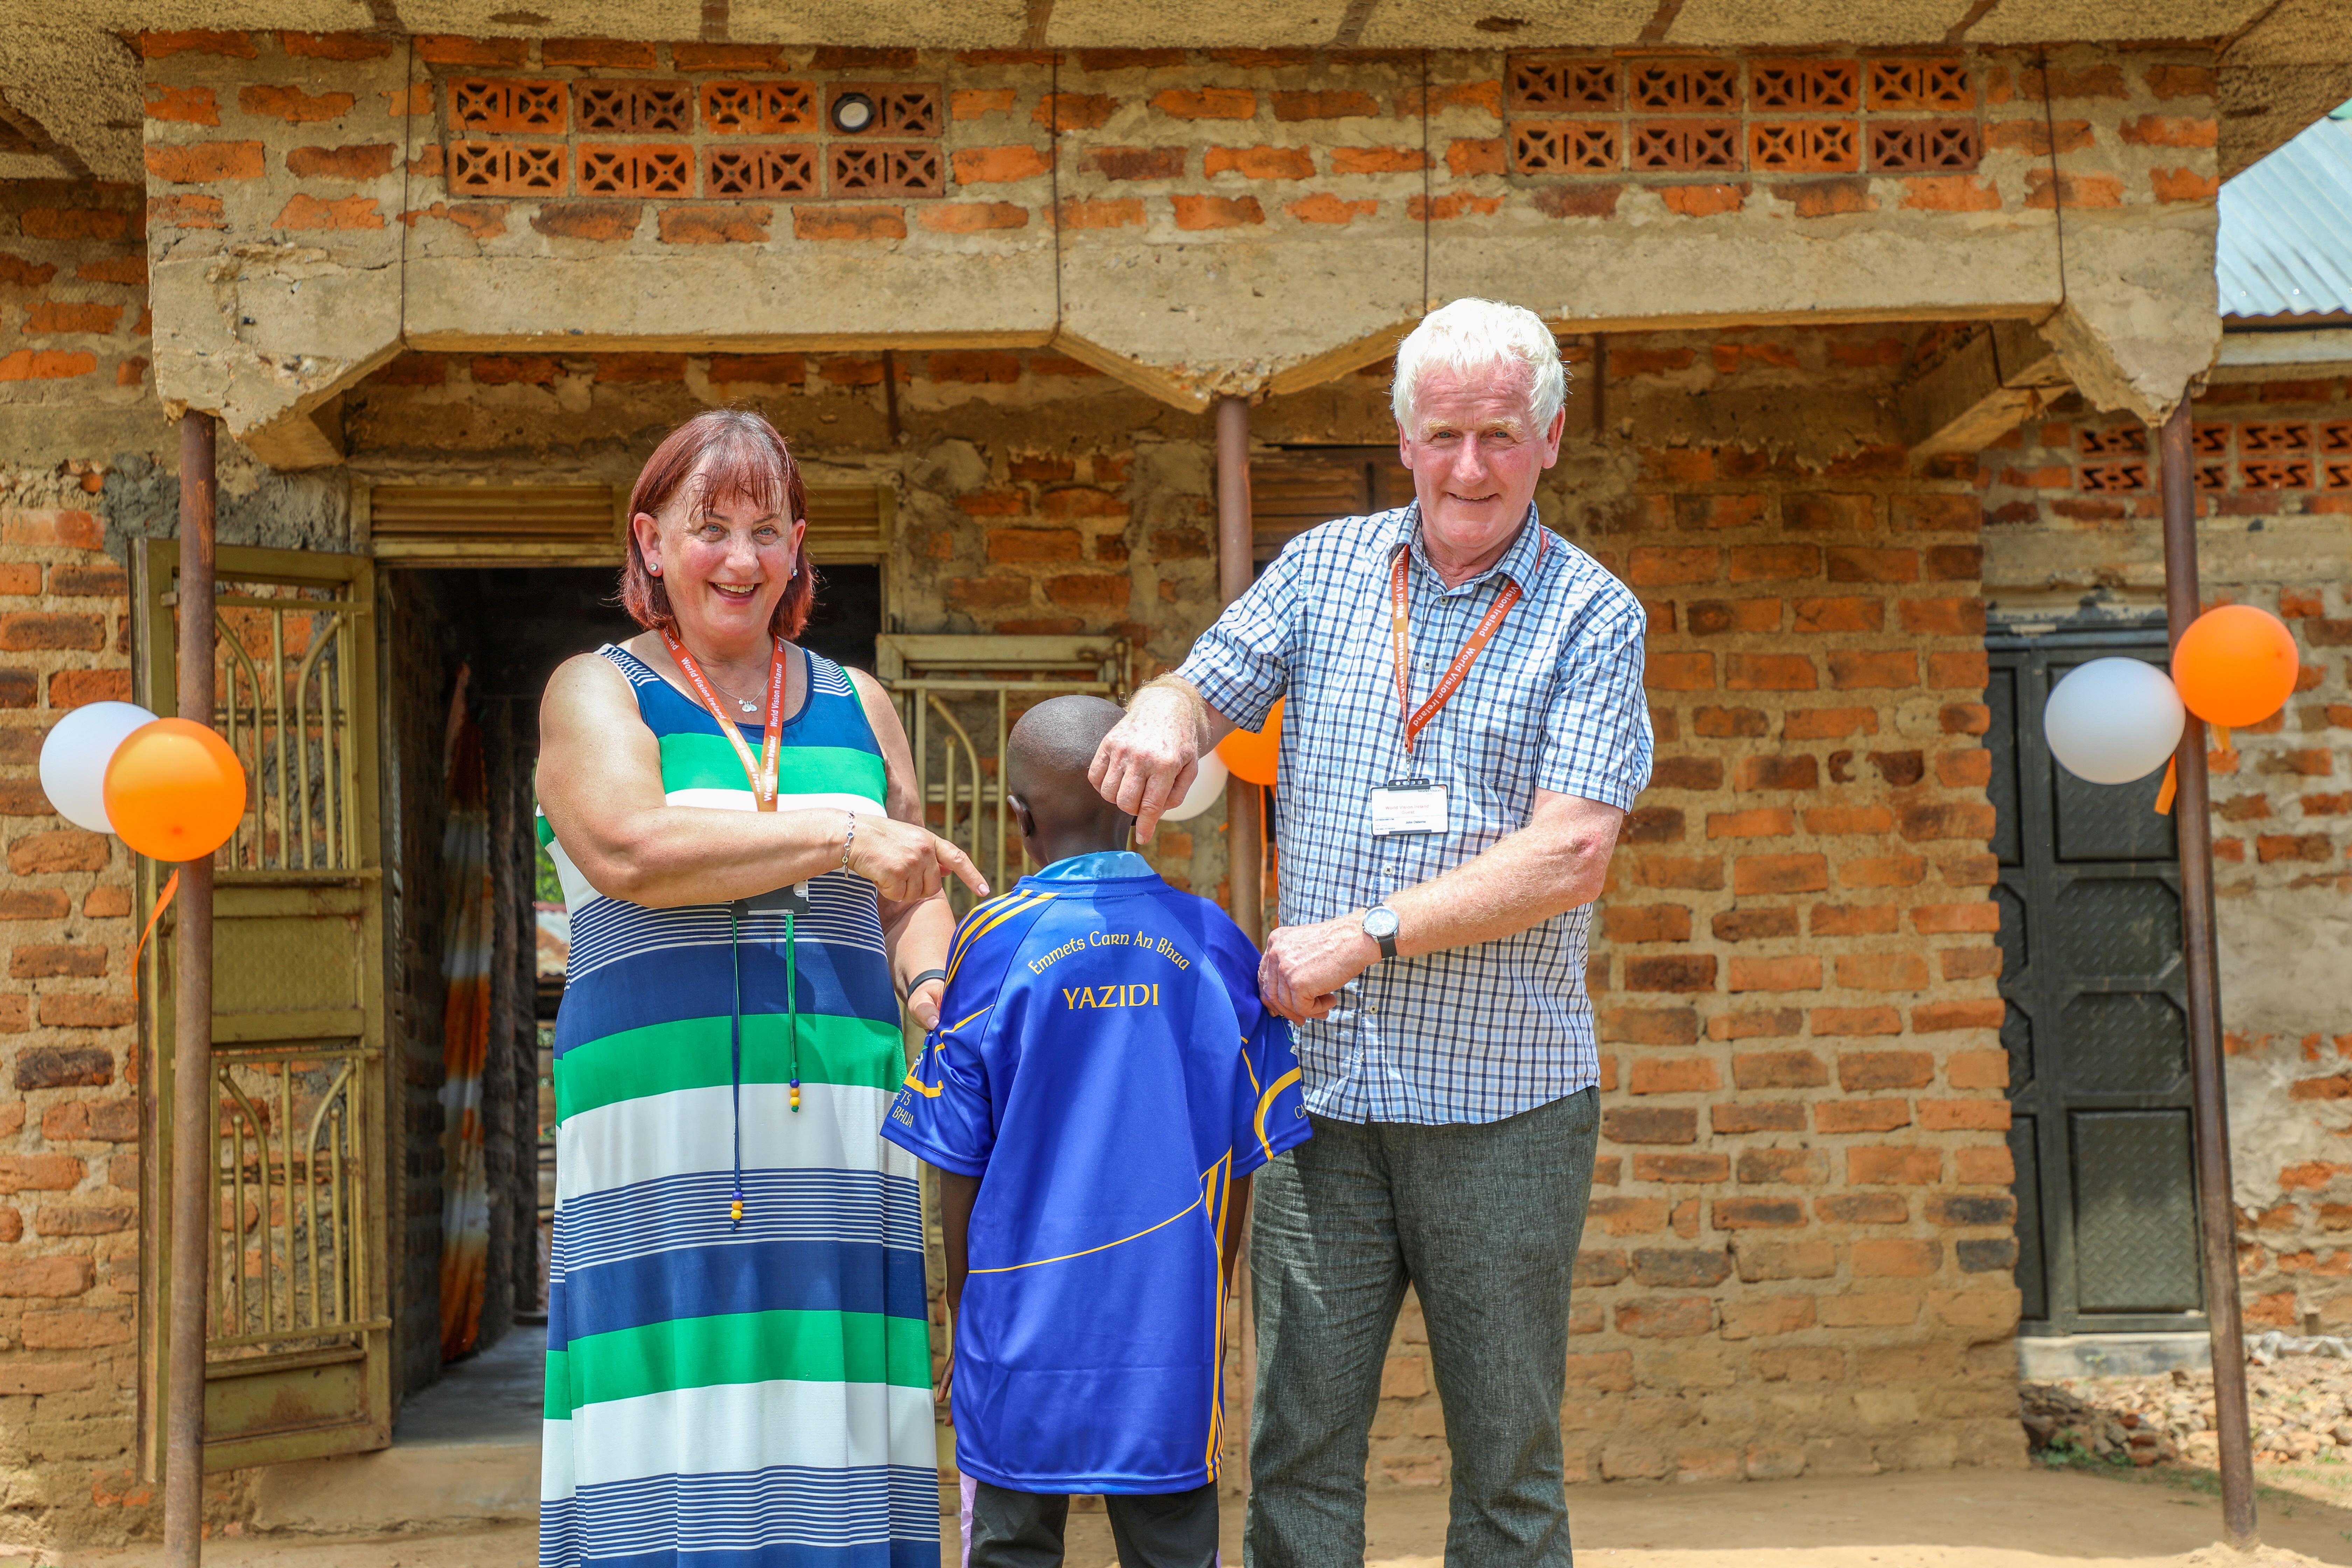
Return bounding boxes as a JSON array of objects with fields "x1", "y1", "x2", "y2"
[
  {"x1": 2212, "y1": 325, "x2": 2352, "y2": 377},
  {"x1": 1899, "y1": 321, "x2": 2071, "y2": 456},
  {"x1": 2039, "y1": 206, "x2": 2223, "y2": 425}
]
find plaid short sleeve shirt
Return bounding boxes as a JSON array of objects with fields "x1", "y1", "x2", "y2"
[{"x1": 1177, "y1": 503, "x2": 1652, "y2": 1126}]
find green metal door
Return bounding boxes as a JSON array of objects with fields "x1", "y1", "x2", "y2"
[{"x1": 136, "y1": 539, "x2": 391, "y2": 1474}]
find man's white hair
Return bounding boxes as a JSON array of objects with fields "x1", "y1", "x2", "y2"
[{"x1": 1390, "y1": 297, "x2": 1567, "y2": 435}]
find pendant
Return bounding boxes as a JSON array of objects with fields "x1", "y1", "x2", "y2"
[{"x1": 741, "y1": 700, "x2": 756, "y2": 713}]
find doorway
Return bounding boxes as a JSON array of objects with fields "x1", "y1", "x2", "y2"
[{"x1": 1986, "y1": 628, "x2": 2203, "y2": 1337}]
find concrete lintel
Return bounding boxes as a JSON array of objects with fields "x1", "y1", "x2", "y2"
[
  {"x1": 2036, "y1": 207, "x2": 2223, "y2": 426},
  {"x1": 2212, "y1": 325, "x2": 2352, "y2": 378},
  {"x1": 1900, "y1": 320, "x2": 2071, "y2": 457}
]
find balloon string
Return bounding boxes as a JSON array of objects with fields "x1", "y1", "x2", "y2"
[
  {"x1": 129, "y1": 868, "x2": 180, "y2": 1006},
  {"x1": 2212, "y1": 724, "x2": 2234, "y2": 762},
  {"x1": 2154, "y1": 758, "x2": 2178, "y2": 817}
]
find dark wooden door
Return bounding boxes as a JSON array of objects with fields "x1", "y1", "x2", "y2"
[{"x1": 1987, "y1": 631, "x2": 2203, "y2": 1336}]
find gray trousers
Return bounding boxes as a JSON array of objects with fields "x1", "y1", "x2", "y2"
[
  {"x1": 1245, "y1": 1088, "x2": 1598, "y2": 1568},
  {"x1": 968, "y1": 1480, "x2": 1219, "y2": 1568}
]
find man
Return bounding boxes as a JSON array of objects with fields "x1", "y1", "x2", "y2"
[{"x1": 1088, "y1": 297, "x2": 1652, "y2": 1566}]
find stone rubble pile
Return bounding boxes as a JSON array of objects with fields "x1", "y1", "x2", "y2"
[{"x1": 2023, "y1": 1352, "x2": 2352, "y2": 1468}]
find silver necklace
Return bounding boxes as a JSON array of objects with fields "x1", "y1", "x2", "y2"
[{"x1": 704, "y1": 670, "x2": 763, "y2": 714}]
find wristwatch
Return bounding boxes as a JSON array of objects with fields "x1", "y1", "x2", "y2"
[{"x1": 1362, "y1": 905, "x2": 1401, "y2": 962}]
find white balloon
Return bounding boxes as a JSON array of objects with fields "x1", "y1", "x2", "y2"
[
  {"x1": 38, "y1": 701, "x2": 159, "y2": 833},
  {"x1": 2043, "y1": 657, "x2": 2184, "y2": 785},
  {"x1": 1158, "y1": 749, "x2": 1230, "y2": 822}
]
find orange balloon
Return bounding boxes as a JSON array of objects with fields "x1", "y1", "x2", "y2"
[
  {"x1": 1216, "y1": 698, "x2": 1282, "y2": 786},
  {"x1": 2172, "y1": 605, "x2": 2300, "y2": 728},
  {"x1": 103, "y1": 719, "x2": 246, "y2": 862}
]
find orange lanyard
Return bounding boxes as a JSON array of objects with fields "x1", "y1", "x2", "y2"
[
  {"x1": 1388, "y1": 528, "x2": 1546, "y2": 757},
  {"x1": 660, "y1": 629, "x2": 789, "y2": 810}
]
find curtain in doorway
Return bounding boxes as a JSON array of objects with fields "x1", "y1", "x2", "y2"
[{"x1": 438, "y1": 667, "x2": 495, "y2": 1359}]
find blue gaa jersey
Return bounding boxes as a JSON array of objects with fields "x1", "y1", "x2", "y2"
[{"x1": 882, "y1": 850, "x2": 1309, "y2": 1495}]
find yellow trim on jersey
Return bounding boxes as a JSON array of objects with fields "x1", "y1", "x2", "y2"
[
  {"x1": 1253, "y1": 1067, "x2": 1302, "y2": 1164},
  {"x1": 969, "y1": 1159, "x2": 1223, "y2": 1275},
  {"x1": 901, "y1": 1004, "x2": 995, "y2": 1097},
  {"x1": 946, "y1": 891, "x2": 1058, "y2": 980},
  {"x1": 1204, "y1": 1153, "x2": 1232, "y2": 1477}
]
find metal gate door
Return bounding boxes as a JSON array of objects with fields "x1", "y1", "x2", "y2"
[
  {"x1": 137, "y1": 539, "x2": 391, "y2": 1473},
  {"x1": 876, "y1": 634, "x2": 1130, "y2": 919},
  {"x1": 1988, "y1": 630, "x2": 2202, "y2": 1336}
]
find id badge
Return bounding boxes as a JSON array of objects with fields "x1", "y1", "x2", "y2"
[{"x1": 1370, "y1": 778, "x2": 1449, "y2": 837}]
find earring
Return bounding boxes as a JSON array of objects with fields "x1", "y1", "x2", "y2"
[{"x1": 649, "y1": 563, "x2": 661, "y2": 576}]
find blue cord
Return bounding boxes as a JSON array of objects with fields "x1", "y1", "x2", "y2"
[
  {"x1": 729, "y1": 903, "x2": 744, "y2": 1229},
  {"x1": 786, "y1": 909, "x2": 800, "y2": 1113}
]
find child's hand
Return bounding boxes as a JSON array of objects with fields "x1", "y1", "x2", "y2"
[
  {"x1": 908, "y1": 976, "x2": 945, "y2": 1030},
  {"x1": 933, "y1": 1347, "x2": 955, "y2": 1407}
]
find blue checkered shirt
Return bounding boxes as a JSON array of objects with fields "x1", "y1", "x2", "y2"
[{"x1": 1178, "y1": 503, "x2": 1652, "y2": 1126}]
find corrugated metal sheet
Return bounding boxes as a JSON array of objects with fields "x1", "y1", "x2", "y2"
[{"x1": 2218, "y1": 110, "x2": 2352, "y2": 320}]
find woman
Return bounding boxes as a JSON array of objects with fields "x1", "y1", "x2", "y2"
[{"x1": 536, "y1": 408, "x2": 982, "y2": 1568}]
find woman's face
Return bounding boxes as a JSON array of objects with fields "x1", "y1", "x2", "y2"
[{"x1": 632, "y1": 461, "x2": 806, "y2": 648}]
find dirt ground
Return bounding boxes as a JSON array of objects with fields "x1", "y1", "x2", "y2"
[{"x1": 45, "y1": 1466, "x2": 2352, "y2": 1568}]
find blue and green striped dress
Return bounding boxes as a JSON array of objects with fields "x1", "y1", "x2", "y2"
[{"x1": 537, "y1": 641, "x2": 938, "y2": 1568}]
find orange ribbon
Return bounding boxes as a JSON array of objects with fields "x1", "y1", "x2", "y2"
[
  {"x1": 129, "y1": 868, "x2": 179, "y2": 1005},
  {"x1": 2151, "y1": 727, "x2": 2236, "y2": 817}
]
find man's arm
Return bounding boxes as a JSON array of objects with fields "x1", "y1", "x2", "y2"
[
  {"x1": 936, "y1": 1169, "x2": 979, "y2": 1404},
  {"x1": 1257, "y1": 789, "x2": 1624, "y2": 1022}
]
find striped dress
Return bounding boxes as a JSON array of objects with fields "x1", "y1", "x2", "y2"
[{"x1": 537, "y1": 641, "x2": 939, "y2": 1568}]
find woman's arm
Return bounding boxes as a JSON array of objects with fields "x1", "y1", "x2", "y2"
[
  {"x1": 537, "y1": 651, "x2": 987, "y2": 910},
  {"x1": 853, "y1": 668, "x2": 959, "y2": 1030}
]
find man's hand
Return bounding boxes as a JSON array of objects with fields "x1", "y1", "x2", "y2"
[
  {"x1": 847, "y1": 815, "x2": 990, "y2": 904},
  {"x1": 1259, "y1": 913, "x2": 1379, "y2": 1023},
  {"x1": 1089, "y1": 678, "x2": 1219, "y2": 844}
]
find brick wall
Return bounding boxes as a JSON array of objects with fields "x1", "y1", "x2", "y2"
[{"x1": 1981, "y1": 377, "x2": 2352, "y2": 1335}]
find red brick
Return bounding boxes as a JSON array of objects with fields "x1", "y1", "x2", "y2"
[
  {"x1": 1955, "y1": 1146, "x2": 2012, "y2": 1185},
  {"x1": 1603, "y1": 905, "x2": 1691, "y2": 943},
  {"x1": 1900, "y1": 175, "x2": 2003, "y2": 212},
  {"x1": 541, "y1": 37, "x2": 657, "y2": 67},
  {"x1": 1791, "y1": 596, "x2": 1882, "y2": 634},
  {"x1": 952, "y1": 145, "x2": 1051, "y2": 184},
  {"x1": 40, "y1": 994, "x2": 133, "y2": 1028},
  {"x1": 1688, "y1": 600, "x2": 1782, "y2": 636},
  {"x1": 1715, "y1": 1102, "x2": 1807, "y2": 1134},
  {"x1": 1834, "y1": 954, "x2": 1929, "y2": 992},
  {"x1": 1826, "y1": 651, "x2": 1915, "y2": 689},
  {"x1": 10, "y1": 945, "x2": 106, "y2": 980},
  {"x1": 1712, "y1": 1197, "x2": 1805, "y2": 1229},
  {"x1": 0, "y1": 508, "x2": 96, "y2": 548},
  {"x1": 1588, "y1": 1196, "x2": 1671, "y2": 1235},
  {"x1": 20, "y1": 207, "x2": 130, "y2": 241},
  {"x1": 0, "y1": 1154, "x2": 84, "y2": 1192},
  {"x1": 1737, "y1": 1148, "x2": 1828, "y2": 1185},
  {"x1": 1171, "y1": 194, "x2": 1265, "y2": 229},
  {"x1": 1785, "y1": 707, "x2": 1878, "y2": 740},
  {"x1": 1816, "y1": 1098, "x2": 1912, "y2": 1134},
  {"x1": 1329, "y1": 146, "x2": 1427, "y2": 174},
  {"x1": 286, "y1": 143, "x2": 396, "y2": 180},
  {"x1": 1660, "y1": 183, "x2": 1748, "y2": 217},
  {"x1": 1803, "y1": 807, "x2": 1893, "y2": 836},
  {"x1": 1778, "y1": 178, "x2": 1875, "y2": 218},
  {"x1": 1651, "y1": 757, "x2": 1724, "y2": 789},
  {"x1": 145, "y1": 142, "x2": 266, "y2": 183},
  {"x1": 1823, "y1": 547, "x2": 1915, "y2": 584},
  {"x1": 794, "y1": 205, "x2": 903, "y2": 241},
  {"x1": 416, "y1": 35, "x2": 529, "y2": 64},
  {"x1": 1645, "y1": 651, "x2": 1716, "y2": 691},
  {"x1": 1818, "y1": 1192, "x2": 1907, "y2": 1224},
  {"x1": 275, "y1": 193, "x2": 384, "y2": 231},
  {"x1": 1629, "y1": 856, "x2": 1723, "y2": 891},
  {"x1": 140, "y1": 29, "x2": 257, "y2": 57},
  {"x1": 1737, "y1": 1241, "x2": 1836, "y2": 1284},
  {"x1": 1811, "y1": 1005, "x2": 1903, "y2": 1038},
  {"x1": 1733, "y1": 1051, "x2": 1826, "y2": 1089},
  {"x1": 0, "y1": 613, "x2": 102, "y2": 652},
  {"x1": 658, "y1": 203, "x2": 776, "y2": 244},
  {"x1": 1728, "y1": 956, "x2": 1821, "y2": 992},
  {"x1": 49, "y1": 670, "x2": 134, "y2": 708},
  {"x1": 2151, "y1": 168, "x2": 2219, "y2": 202},
  {"x1": 1205, "y1": 145, "x2": 1315, "y2": 180},
  {"x1": 1709, "y1": 1008, "x2": 1804, "y2": 1041},
  {"x1": 1853, "y1": 1238, "x2": 1941, "y2": 1278},
  {"x1": 1059, "y1": 197, "x2": 1147, "y2": 229},
  {"x1": 1986, "y1": 119, "x2": 2095, "y2": 156},
  {"x1": 1630, "y1": 546, "x2": 1719, "y2": 586},
  {"x1": 1273, "y1": 89, "x2": 1377, "y2": 120},
  {"x1": 951, "y1": 88, "x2": 1019, "y2": 121},
  {"x1": 1036, "y1": 93, "x2": 1118, "y2": 130},
  {"x1": 239, "y1": 84, "x2": 355, "y2": 124},
  {"x1": 1708, "y1": 807, "x2": 1794, "y2": 840},
  {"x1": 0, "y1": 1255, "x2": 96, "y2": 1297},
  {"x1": 1725, "y1": 654, "x2": 1817, "y2": 692},
  {"x1": 1926, "y1": 544, "x2": 1982, "y2": 579},
  {"x1": 1918, "y1": 1099, "x2": 2011, "y2": 1131},
  {"x1": 1839, "y1": 1050, "x2": 1932, "y2": 1090},
  {"x1": 986, "y1": 528, "x2": 1082, "y2": 563},
  {"x1": 1623, "y1": 954, "x2": 1716, "y2": 993},
  {"x1": 1632, "y1": 1154, "x2": 1730, "y2": 1184},
  {"x1": 40, "y1": 1098, "x2": 139, "y2": 1142},
  {"x1": 1734, "y1": 854, "x2": 1827, "y2": 895},
  {"x1": 1155, "y1": 88, "x2": 1255, "y2": 120},
  {"x1": 19, "y1": 1308, "x2": 134, "y2": 1348},
  {"x1": 1617, "y1": 1296, "x2": 1713, "y2": 1336},
  {"x1": 917, "y1": 202, "x2": 1030, "y2": 233},
  {"x1": 1911, "y1": 902, "x2": 1997, "y2": 936},
  {"x1": 144, "y1": 85, "x2": 219, "y2": 125},
  {"x1": 1603, "y1": 1106, "x2": 1698, "y2": 1144},
  {"x1": 1599, "y1": 1007, "x2": 1699, "y2": 1046},
  {"x1": 146, "y1": 192, "x2": 224, "y2": 230},
  {"x1": 1849, "y1": 1147, "x2": 1941, "y2": 1184},
  {"x1": 1720, "y1": 1296, "x2": 1816, "y2": 1340},
  {"x1": 1629, "y1": 1057, "x2": 1721, "y2": 1094},
  {"x1": 0, "y1": 351, "x2": 98, "y2": 382},
  {"x1": 1044, "y1": 574, "x2": 1130, "y2": 612},
  {"x1": 1840, "y1": 855, "x2": 1925, "y2": 888}
]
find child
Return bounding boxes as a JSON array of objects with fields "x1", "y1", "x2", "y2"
[{"x1": 882, "y1": 695, "x2": 1310, "y2": 1568}]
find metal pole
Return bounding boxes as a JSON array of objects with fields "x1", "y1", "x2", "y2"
[
  {"x1": 1214, "y1": 394, "x2": 1262, "y2": 945},
  {"x1": 164, "y1": 411, "x2": 217, "y2": 1567},
  {"x1": 2158, "y1": 400, "x2": 2257, "y2": 1551}
]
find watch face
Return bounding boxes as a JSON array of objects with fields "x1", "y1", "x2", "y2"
[{"x1": 1364, "y1": 908, "x2": 1400, "y2": 939}]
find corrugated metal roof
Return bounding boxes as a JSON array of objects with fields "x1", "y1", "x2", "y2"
[{"x1": 2218, "y1": 109, "x2": 2352, "y2": 320}]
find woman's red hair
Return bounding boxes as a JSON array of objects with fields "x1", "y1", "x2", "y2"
[{"x1": 620, "y1": 408, "x2": 815, "y2": 642}]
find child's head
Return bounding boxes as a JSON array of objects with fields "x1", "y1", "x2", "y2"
[{"x1": 1006, "y1": 695, "x2": 1134, "y2": 867}]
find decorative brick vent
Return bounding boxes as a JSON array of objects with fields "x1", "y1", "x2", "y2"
[
  {"x1": 2076, "y1": 421, "x2": 2352, "y2": 494},
  {"x1": 443, "y1": 74, "x2": 942, "y2": 199},
  {"x1": 1507, "y1": 53, "x2": 1981, "y2": 180}
]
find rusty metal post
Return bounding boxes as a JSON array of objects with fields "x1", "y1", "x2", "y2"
[
  {"x1": 2158, "y1": 400, "x2": 2257, "y2": 1551},
  {"x1": 164, "y1": 411, "x2": 217, "y2": 1568},
  {"x1": 1215, "y1": 394, "x2": 1262, "y2": 945}
]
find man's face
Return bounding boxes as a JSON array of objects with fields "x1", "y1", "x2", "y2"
[{"x1": 1397, "y1": 362, "x2": 1567, "y2": 565}]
